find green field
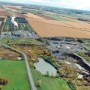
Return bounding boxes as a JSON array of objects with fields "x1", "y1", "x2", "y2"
[
  {"x1": 3, "y1": 17, "x2": 33, "y2": 32},
  {"x1": 43, "y1": 13, "x2": 72, "y2": 22},
  {"x1": 78, "y1": 52, "x2": 90, "y2": 64},
  {"x1": 85, "y1": 44, "x2": 90, "y2": 48},
  {"x1": 0, "y1": 18, "x2": 5, "y2": 21},
  {"x1": 3, "y1": 22, "x2": 33, "y2": 32},
  {"x1": 31, "y1": 69, "x2": 70, "y2": 90},
  {"x1": 0, "y1": 60, "x2": 30, "y2": 90},
  {"x1": 0, "y1": 22, "x2": 5, "y2": 30},
  {"x1": 83, "y1": 44, "x2": 90, "y2": 50},
  {"x1": 18, "y1": 23, "x2": 33, "y2": 32},
  {"x1": 1, "y1": 38, "x2": 43, "y2": 45}
]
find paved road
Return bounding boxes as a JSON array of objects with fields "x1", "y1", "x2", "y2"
[{"x1": 0, "y1": 42, "x2": 37, "y2": 90}]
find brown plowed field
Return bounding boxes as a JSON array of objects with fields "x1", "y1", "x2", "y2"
[
  {"x1": 0, "y1": 9, "x2": 9, "y2": 16},
  {"x1": 25, "y1": 13, "x2": 90, "y2": 38}
]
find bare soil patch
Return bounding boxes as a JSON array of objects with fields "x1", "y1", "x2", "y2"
[{"x1": 25, "y1": 13, "x2": 90, "y2": 38}]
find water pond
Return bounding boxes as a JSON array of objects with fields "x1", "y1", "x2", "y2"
[{"x1": 34, "y1": 58, "x2": 57, "y2": 76}]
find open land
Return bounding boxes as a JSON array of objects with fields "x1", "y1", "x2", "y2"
[
  {"x1": 0, "y1": 4, "x2": 90, "y2": 90},
  {"x1": 0, "y1": 9, "x2": 9, "y2": 16},
  {"x1": 25, "y1": 13, "x2": 90, "y2": 38},
  {"x1": 0, "y1": 60, "x2": 30, "y2": 90},
  {"x1": 31, "y1": 68, "x2": 70, "y2": 90},
  {"x1": 1, "y1": 38, "x2": 43, "y2": 45},
  {"x1": 0, "y1": 46, "x2": 20, "y2": 60}
]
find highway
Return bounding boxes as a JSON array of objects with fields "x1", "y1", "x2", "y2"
[{"x1": 0, "y1": 42, "x2": 37, "y2": 90}]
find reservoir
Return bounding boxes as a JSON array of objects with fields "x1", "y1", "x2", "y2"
[{"x1": 34, "y1": 58, "x2": 57, "y2": 76}]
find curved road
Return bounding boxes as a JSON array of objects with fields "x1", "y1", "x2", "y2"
[{"x1": 0, "y1": 42, "x2": 37, "y2": 90}]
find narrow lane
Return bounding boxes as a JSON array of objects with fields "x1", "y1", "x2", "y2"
[{"x1": 0, "y1": 42, "x2": 37, "y2": 90}]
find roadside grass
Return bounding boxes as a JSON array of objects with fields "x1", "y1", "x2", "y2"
[
  {"x1": 84, "y1": 44, "x2": 90, "y2": 50},
  {"x1": 0, "y1": 60, "x2": 30, "y2": 90},
  {"x1": 1, "y1": 38, "x2": 43, "y2": 45},
  {"x1": 77, "y1": 52, "x2": 90, "y2": 64},
  {"x1": 31, "y1": 68, "x2": 70, "y2": 90}
]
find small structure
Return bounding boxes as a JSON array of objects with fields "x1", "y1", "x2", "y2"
[
  {"x1": 11, "y1": 17, "x2": 18, "y2": 27},
  {"x1": 49, "y1": 41, "x2": 60, "y2": 47},
  {"x1": 0, "y1": 22, "x2": 2, "y2": 25},
  {"x1": 0, "y1": 57, "x2": 3, "y2": 60},
  {"x1": 17, "y1": 57, "x2": 22, "y2": 60},
  {"x1": 78, "y1": 74, "x2": 83, "y2": 80}
]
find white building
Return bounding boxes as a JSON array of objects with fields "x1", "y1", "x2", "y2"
[{"x1": 11, "y1": 17, "x2": 18, "y2": 27}]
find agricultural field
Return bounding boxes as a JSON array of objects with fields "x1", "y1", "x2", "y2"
[
  {"x1": 31, "y1": 68, "x2": 70, "y2": 90},
  {"x1": 0, "y1": 22, "x2": 4, "y2": 31},
  {"x1": 0, "y1": 60, "x2": 30, "y2": 90},
  {"x1": 0, "y1": 9, "x2": 9, "y2": 16},
  {"x1": 25, "y1": 13, "x2": 90, "y2": 38},
  {"x1": 0, "y1": 17, "x2": 5, "y2": 21},
  {"x1": 3, "y1": 16, "x2": 33, "y2": 32},
  {"x1": 0, "y1": 17, "x2": 6, "y2": 33},
  {"x1": 0, "y1": 4, "x2": 90, "y2": 90},
  {"x1": 40, "y1": 12, "x2": 72, "y2": 21}
]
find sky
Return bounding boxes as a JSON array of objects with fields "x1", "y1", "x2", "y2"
[{"x1": 0, "y1": 0, "x2": 90, "y2": 10}]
